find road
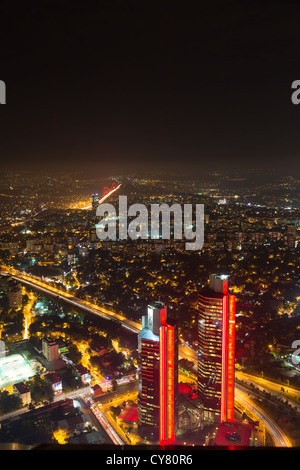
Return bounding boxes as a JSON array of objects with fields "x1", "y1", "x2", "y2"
[
  {"x1": 81, "y1": 183, "x2": 122, "y2": 210},
  {"x1": 1, "y1": 267, "x2": 141, "y2": 334},
  {"x1": 179, "y1": 344, "x2": 293, "y2": 447},
  {"x1": 235, "y1": 384, "x2": 292, "y2": 447},
  {"x1": 2, "y1": 265, "x2": 201, "y2": 362},
  {"x1": 23, "y1": 290, "x2": 36, "y2": 340},
  {"x1": 0, "y1": 382, "x2": 126, "y2": 445},
  {"x1": 8, "y1": 208, "x2": 47, "y2": 228},
  {"x1": 0, "y1": 384, "x2": 125, "y2": 445},
  {"x1": 236, "y1": 370, "x2": 300, "y2": 411},
  {"x1": 79, "y1": 395, "x2": 125, "y2": 445},
  {"x1": 179, "y1": 343, "x2": 198, "y2": 364},
  {"x1": 2, "y1": 266, "x2": 204, "y2": 350},
  {"x1": 7, "y1": 268, "x2": 200, "y2": 367},
  {"x1": 0, "y1": 385, "x2": 91, "y2": 423}
]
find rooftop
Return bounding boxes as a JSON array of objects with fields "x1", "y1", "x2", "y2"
[
  {"x1": 148, "y1": 301, "x2": 165, "y2": 310},
  {"x1": 117, "y1": 403, "x2": 138, "y2": 422},
  {"x1": 138, "y1": 327, "x2": 159, "y2": 342},
  {"x1": 0, "y1": 354, "x2": 35, "y2": 388},
  {"x1": 214, "y1": 420, "x2": 255, "y2": 447}
]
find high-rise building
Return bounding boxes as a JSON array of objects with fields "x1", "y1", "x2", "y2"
[
  {"x1": 42, "y1": 337, "x2": 59, "y2": 361},
  {"x1": 138, "y1": 302, "x2": 178, "y2": 444},
  {"x1": 26, "y1": 238, "x2": 38, "y2": 252},
  {"x1": 8, "y1": 281, "x2": 22, "y2": 309},
  {"x1": 92, "y1": 193, "x2": 99, "y2": 209},
  {"x1": 198, "y1": 274, "x2": 236, "y2": 423}
]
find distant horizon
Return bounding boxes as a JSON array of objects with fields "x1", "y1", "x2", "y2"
[{"x1": 0, "y1": 165, "x2": 299, "y2": 181}]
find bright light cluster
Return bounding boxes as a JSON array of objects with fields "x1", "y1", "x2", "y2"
[{"x1": 0, "y1": 354, "x2": 35, "y2": 388}]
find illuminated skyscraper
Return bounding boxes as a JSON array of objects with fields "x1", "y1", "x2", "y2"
[
  {"x1": 92, "y1": 193, "x2": 99, "y2": 209},
  {"x1": 138, "y1": 302, "x2": 178, "y2": 444},
  {"x1": 198, "y1": 274, "x2": 236, "y2": 423}
]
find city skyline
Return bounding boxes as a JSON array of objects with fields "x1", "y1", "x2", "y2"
[{"x1": 0, "y1": 172, "x2": 299, "y2": 448}]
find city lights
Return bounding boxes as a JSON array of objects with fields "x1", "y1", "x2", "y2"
[
  {"x1": 0, "y1": 354, "x2": 35, "y2": 388},
  {"x1": 1, "y1": 0, "x2": 300, "y2": 453}
]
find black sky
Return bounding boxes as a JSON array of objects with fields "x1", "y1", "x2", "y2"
[{"x1": 1, "y1": 0, "x2": 300, "y2": 177}]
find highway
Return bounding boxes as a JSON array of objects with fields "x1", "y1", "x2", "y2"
[
  {"x1": 81, "y1": 183, "x2": 122, "y2": 210},
  {"x1": 0, "y1": 386, "x2": 125, "y2": 445},
  {"x1": 0, "y1": 266, "x2": 293, "y2": 447},
  {"x1": 236, "y1": 370, "x2": 300, "y2": 411},
  {"x1": 1, "y1": 267, "x2": 141, "y2": 334},
  {"x1": 179, "y1": 344, "x2": 294, "y2": 447},
  {"x1": 235, "y1": 384, "x2": 292, "y2": 447},
  {"x1": 79, "y1": 395, "x2": 125, "y2": 445},
  {"x1": 2, "y1": 266, "x2": 200, "y2": 360}
]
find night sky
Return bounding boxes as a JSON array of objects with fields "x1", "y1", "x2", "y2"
[{"x1": 1, "y1": 0, "x2": 300, "y2": 177}]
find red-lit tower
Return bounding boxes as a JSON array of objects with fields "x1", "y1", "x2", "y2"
[
  {"x1": 198, "y1": 274, "x2": 236, "y2": 423},
  {"x1": 138, "y1": 302, "x2": 178, "y2": 444}
]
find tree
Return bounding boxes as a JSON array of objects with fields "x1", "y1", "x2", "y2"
[
  {"x1": 111, "y1": 379, "x2": 117, "y2": 391},
  {"x1": 29, "y1": 375, "x2": 54, "y2": 404},
  {"x1": 0, "y1": 391, "x2": 22, "y2": 415},
  {"x1": 67, "y1": 343, "x2": 82, "y2": 364}
]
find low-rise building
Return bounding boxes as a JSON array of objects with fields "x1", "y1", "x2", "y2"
[
  {"x1": 117, "y1": 403, "x2": 138, "y2": 425},
  {"x1": 14, "y1": 382, "x2": 31, "y2": 405},
  {"x1": 214, "y1": 420, "x2": 256, "y2": 447},
  {"x1": 74, "y1": 364, "x2": 91, "y2": 384},
  {"x1": 91, "y1": 384, "x2": 103, "y2": 398},
  {"x1": 46, "y1": 372, "x2": 62, "y2": 394},
  {"x1": 8, "y1": 281, "x2": 22, "y2": 309}
]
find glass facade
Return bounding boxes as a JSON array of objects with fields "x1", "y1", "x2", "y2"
[
  {"x1": 198, "y1": 278, "x2": 236, "y2": 423},
  {"x1": 138, "y1": 336, "x2": 160, "y2": 441},
  {"x1": 138, "y1": 303, "x2": 178, "y2": 443}
]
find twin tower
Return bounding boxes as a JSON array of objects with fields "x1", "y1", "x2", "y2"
[{"x1": 137, "y1": 274, "x2": 236, "y2": 444}]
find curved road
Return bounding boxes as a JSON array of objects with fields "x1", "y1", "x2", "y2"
[
  {"x1": 236, "y1": 370, "x2": 300, "y2": 411},
  {"x1": 3, "y1": 268, "x2": 141, "y2": 334},
  {"x1": 235, "y1": 384, "x2": 292, "y2": 447}
]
